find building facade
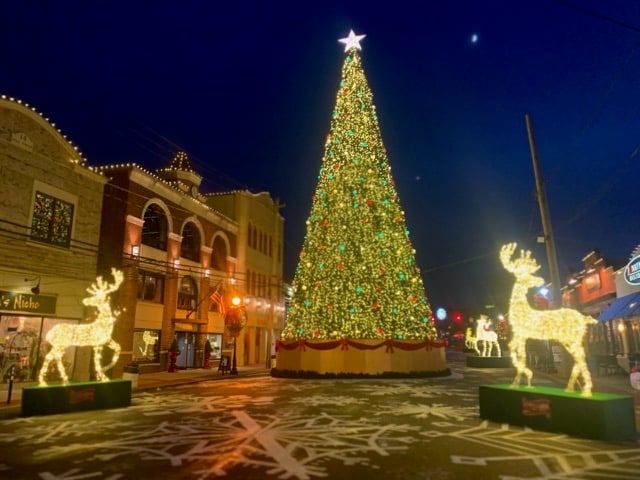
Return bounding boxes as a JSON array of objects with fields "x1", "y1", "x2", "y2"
[
  {"x1": 205, "y1": 190, "x2": 285, "y2": 368},
  {"x1": 0, "y1": 96, "x2": 107, "y2": 383},
  {"x1": 561, "y1": 248, "x2": 639, "y2": 371},
  {"x1": 97, "y1": 152, "x2": 286, "y2": 374}
]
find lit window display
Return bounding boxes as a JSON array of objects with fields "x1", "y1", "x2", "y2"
[
  {"x1": 132, "y1": 329, "x2": 160, "y2": 362},
  {"x1": 0, "y1": 316, "x2": 77, "y2": 383},
  {"x1": 205, "y1": 334, "x2": 222, "y2": 360}
]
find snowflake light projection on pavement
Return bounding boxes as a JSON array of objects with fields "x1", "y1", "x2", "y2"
[{"x1": 0, "y1": 375, "x2": 639, "y2": 479}]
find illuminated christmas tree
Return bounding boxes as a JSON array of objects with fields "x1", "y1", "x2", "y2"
[{"x1": 283, "y1": 31, "x2": 436, "y2": 341}]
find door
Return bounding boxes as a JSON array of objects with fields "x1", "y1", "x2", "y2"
[{"x1": 176, "y1": 332, "x2": 196, "y2": 368}]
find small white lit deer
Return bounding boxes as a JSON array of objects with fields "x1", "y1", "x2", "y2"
[
  {"x1": 474, "y1": 316, "x2": 501, "y2": 357},
  {"x1": 500, "y1": 243, "x2": 596, "y2": 396},
  {"x1": 38, "y1": 269, "x2": 123, "y2": 386}
]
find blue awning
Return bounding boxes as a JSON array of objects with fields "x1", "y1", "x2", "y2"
[{"x1": 598, "y1": 292, "x2": 640, "y2": 322}]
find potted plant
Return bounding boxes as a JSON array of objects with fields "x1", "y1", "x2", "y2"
[
  {"x1": 203, "y1": 340, "x2": 213, "y2": 369},
  {"x1": 168, "y1": 338, "x2": 180, "y2": 373}
]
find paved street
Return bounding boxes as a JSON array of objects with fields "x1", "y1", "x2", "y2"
[{"x1": 0, "y1": 351, "x2": 638, "y2": 479}]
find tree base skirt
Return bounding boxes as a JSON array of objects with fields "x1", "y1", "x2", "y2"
[
  {"x1": 275, "y1": 338, "x2": 448, "y2": 376},
  {"x1": 466, "y1": 355, "x2": 512, "y2": 368}
]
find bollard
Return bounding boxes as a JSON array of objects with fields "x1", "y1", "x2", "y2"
[{"x1": 6, "y1": 364, "x2": 15, "y2": 404}]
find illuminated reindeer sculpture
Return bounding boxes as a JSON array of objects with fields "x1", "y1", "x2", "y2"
[
  {"x1": 474, "y1": 316, "x2": 501, "y2": 357},
  {"x1": 39, "y1": 269, "x2": 123, "y2": 386},
  {"x1": 500, "y1": 243, "x2": 596, "y2": 396}
]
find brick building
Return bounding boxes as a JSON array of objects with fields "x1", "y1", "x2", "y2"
[
  {"x1": 0, "y1": 95, "x2": 107, "y2": 383},
  {"x1": 97, "y1": 151, "x2": 285, "y2": 374}
]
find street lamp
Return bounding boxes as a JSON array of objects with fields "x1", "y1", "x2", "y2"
[{"x1": 225, "y1": 296, "x2": 246, "y2": 375}]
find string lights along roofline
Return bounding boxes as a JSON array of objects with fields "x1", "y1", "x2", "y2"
[{"x1": 338, "y1": 29, "x2": 366, "y2": 52}]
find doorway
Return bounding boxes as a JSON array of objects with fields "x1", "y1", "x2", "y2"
[{"x1": 175, "y1": 332, "x2": 196, "y2": 369}]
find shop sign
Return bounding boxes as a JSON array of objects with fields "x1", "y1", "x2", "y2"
[
  {"x1": 0, "y1": 290, "x2": 57, "y2": 315},
  {"x1": 624, "y1": 256, "x2": 640, "y2": 286}
]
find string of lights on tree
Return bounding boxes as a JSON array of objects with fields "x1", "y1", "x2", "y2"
[{"x1": 283, "y1": 31, "x2": 436, "y2": 341}]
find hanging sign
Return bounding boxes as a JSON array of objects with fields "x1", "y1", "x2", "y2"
[
  {"x1": 0, "y1": 290, "x2": 57, "y2": 315},
  {"x1": 624, "y1": 256, "x2": 640, "y2": 286}
]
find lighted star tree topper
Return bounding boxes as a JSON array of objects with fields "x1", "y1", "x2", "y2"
[{"x1": 283, "y1": 30, "x2": 436, "y2": 341}]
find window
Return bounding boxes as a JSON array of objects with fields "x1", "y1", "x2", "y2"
[
  {"x1": 132, "y1": 329, "x2": 160, "y2": 361},
  {"x1": 205, "y1": 334, "x2": 222, "y2": 360},
  {"x1": 31, "y1": 191, "x2": 74, "y2": 247},
  {"x1": 584, "y1": 272, "x2": 601, "y2": 292},
  {"x1": 137, "y1": 271, "x2": 165, "y2": 303},
  {"x1": 177, "y1": 276, "x2": 198, "y2": 310},
  {"x1": 142, "y1": 204, "x2": 168, "y2": 251},
  {"x1": 180, "y1": 222, "x2": 201, "y2": 262}
]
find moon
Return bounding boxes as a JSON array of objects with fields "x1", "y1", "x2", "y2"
[{"x1": 470, "y1": 33, "x2": 479, "y2": 44}]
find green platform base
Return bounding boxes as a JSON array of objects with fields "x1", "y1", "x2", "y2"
[
  {"x1": 479, "y1": 384, "x2": 636, "y2": 441},
  {"x1": 466, "y1": 355, "x2": 512, "y2": 368},
  {"x1": 22, "y1": 379, "x2": 132, "y2": 416}
]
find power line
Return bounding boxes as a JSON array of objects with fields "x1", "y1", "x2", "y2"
[{"x1": 556, "y1": 1, "x2": 640, "y2": 34}]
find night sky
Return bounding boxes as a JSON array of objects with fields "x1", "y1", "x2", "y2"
[{"x1": 2, "y1": 1, "x2": 640, "y2": 315}]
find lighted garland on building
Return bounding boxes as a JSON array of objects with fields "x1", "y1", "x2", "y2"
[{"x1": 283, "y1": 31, "x2": 435, "y2": 341}]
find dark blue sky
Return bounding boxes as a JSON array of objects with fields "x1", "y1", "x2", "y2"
[{"x1": 2, "y1": 1, "x2": 640, "y2": 314}]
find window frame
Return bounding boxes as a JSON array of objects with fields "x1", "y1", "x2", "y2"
[{"x1": 30, "y1": 190, "x2": 75, "y2": 248}]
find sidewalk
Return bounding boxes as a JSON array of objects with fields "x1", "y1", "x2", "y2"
[{"x1": 0, "y1": 364, "x2": 271, "y2": 413}]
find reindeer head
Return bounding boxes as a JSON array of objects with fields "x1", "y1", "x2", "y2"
[
  {"x1": 499, "y1": 243, "x2": 544, "y2": 289},
  {"x1": 83, "y1": 268, "x2": 124, "y2": 308}
]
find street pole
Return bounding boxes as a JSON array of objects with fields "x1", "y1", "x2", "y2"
[
  {"x1": 231, "y1": 336, "x2": 238, "y2": 375},
  {"x1": 525, "y1": 114, "x2": 562, "y2": 307}
]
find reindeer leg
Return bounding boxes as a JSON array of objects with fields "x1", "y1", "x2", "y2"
[
  {"x1": 38, "y1": 352, "x2": 53, "y2": 386},
  {"x1": 54, "y1": 351, "x2": 69, "y2": 385},
  {"x1": 566, "y1": 363, "x2": 580, "y2": 393},
  {"x1": 565, "y1": 344, "x2": 593, "y2": 396},
  {"x1": 509, "y1": 340, "x2": 532, "y2": 388},
  {"x1": 94, "y1": 346, "x2": 105, "y2": 381},
  {"x1": 101, "y1": 339, "x2": 121, "y2": 376}
]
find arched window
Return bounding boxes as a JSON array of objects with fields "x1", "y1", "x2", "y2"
[
  {"x1": 177, "y1": 276, "x2": 198, "y2": 311},
  {"x1": 142, "y1": 204, "x2": 168, "y2": 251},
  {"x1": 211, "y1": 236, "x2": 228, "y2": 271},
  {"x1": 180, "y1": 222, "x2": 201, "y2": 262}
]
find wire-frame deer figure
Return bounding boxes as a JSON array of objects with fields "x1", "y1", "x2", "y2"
[
  {"x1": 38, "y1": 269, "x2": 123, "y2": 386},
  {"x1": 475, "y1": 316, "x2": 501, "y2": 357},
  {"x1": 499, "y1": 243, "x2": 596, "y2": 396}
]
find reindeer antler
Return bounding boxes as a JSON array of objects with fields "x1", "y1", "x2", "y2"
[
  {"x1": 499, "y1": 243, "x2": 517, "y2": 271},
  {"x1": 500, "y1": 243, "x2": 540, "y2": 275},
  {"x1": 86, "y1": 268, "x2": 124, "y2": 297}
]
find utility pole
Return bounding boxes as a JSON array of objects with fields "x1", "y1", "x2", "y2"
[{"x1": 525, "y1": 114, "x2": 562, "y2": 308}]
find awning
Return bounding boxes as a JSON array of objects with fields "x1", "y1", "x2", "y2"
[{"x1": 598, "y1": 292, "x2": 640, "y2": 322}]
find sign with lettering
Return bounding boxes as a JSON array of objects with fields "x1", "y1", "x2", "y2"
[
  {"x1": 0, "y1": 290, "x2": 57, "y2": 315},
  {"x1": 624, "y1": 256, "x2": 640, "y2": 286}
]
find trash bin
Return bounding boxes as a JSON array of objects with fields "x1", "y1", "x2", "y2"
[{"x1": 122, "y1": 364, "x2": 139, "y2": 389}]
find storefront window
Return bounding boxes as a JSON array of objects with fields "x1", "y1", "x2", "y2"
[
  {"x1": 132, "y1": 329, "x2": 160, "y2": 362},
  {"x1": 0, "y1": 316, "x2": 77, "y2": 383},
  {"x1": 206, "y1": 333, "x2": 222, "y2": 360}
]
